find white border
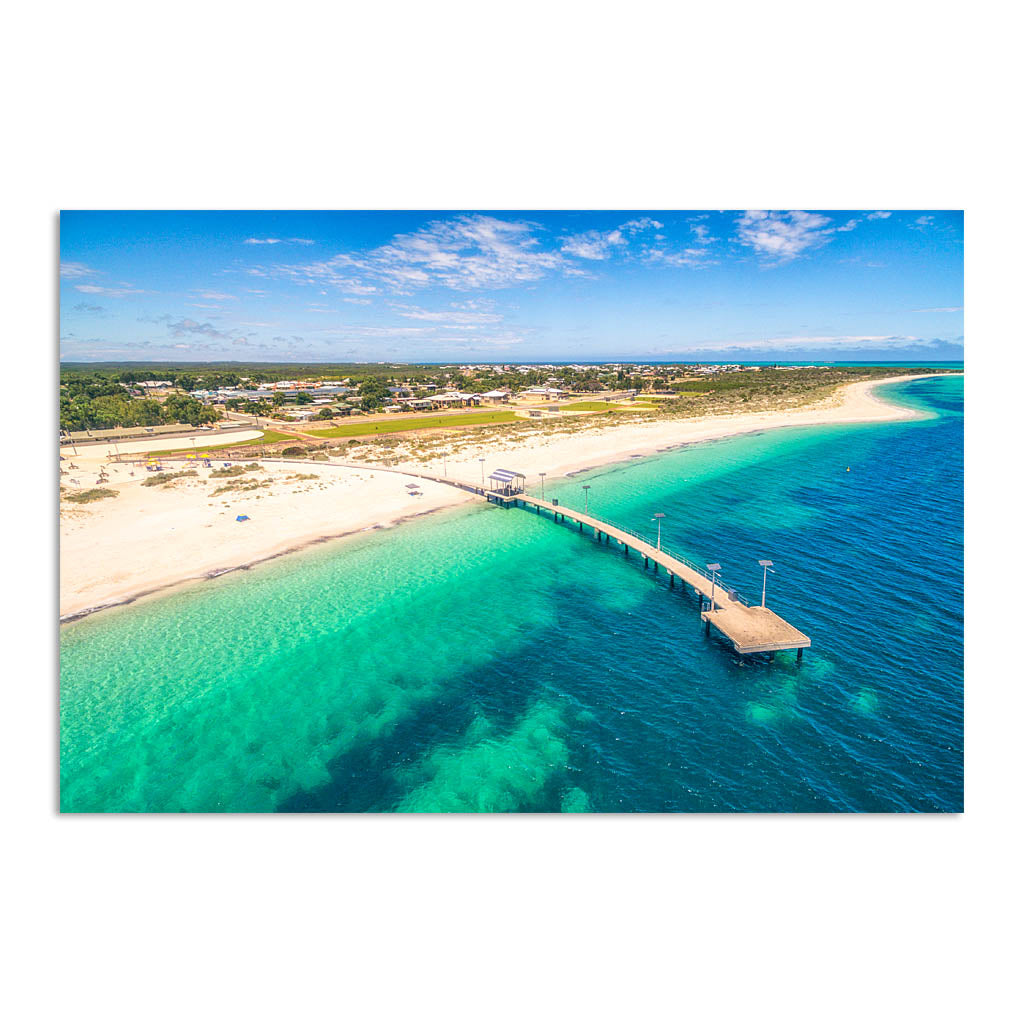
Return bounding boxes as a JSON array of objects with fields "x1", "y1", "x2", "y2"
[{"x1": 8, "y1": 3, "x2": 1019, "y2": 1021}]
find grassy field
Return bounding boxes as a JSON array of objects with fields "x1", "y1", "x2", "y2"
[
  {"x1": 561, "y1": 401, "x2": 657, "y2": 412},
  {"x1": 309, "y1": 410, "x2": 516, "y2": 439},
  {"x1": 143, "y1": 430, "x2": 295, "y2": 455}
]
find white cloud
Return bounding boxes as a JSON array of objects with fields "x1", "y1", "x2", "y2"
[
  {"x1": 274, "y1": 214, "x2": 568, "y2": 293},
  {"x1": 61, "y1": 261, "x2": 97, "y2": 279},
  {"x1": 620, "y1": 218, "x2": 664, "y2": 234},
  {"x1": 690, "y1": 221, "x2": 718, "y2": 244},
  {"x1": 75, "y1": 283, "x2": 145, "y2": 298},
  {"x1": 835, "y1": 219, "x2": 859, "y2": 232},
  {"x1": 687, "y1": 333, "x2": 931, "y2": 352},
  {"x1": 243, "y1": 237, "x2": 314, "y2": 246},
  {"x1": 560, "y1": 228, "x2": 626, "y2": 260},
  {"x1": 736, "y1": 210, "x2": 836, "y2": 262},
  {"x1": 910, "y1": 215, "x2": 935, "y2": 231},
  {"x1": 562, "y1": 217, "x2": 666, "y2": 260},
  {"x1": 866, "y1": 211, "x2": 892, "y2": 220},
  {"x1": 392, "y1": 304, "x2": 504, "y2": 328},
  {"x1": 643, "y1": 246, "x2": 717, "y2": 269},
  {"x1": 198, "y1": 291, "x2": 236, "y2": 300},
  {"x1": 912, "y1": 306, "x2": 962, "y2": 313}
]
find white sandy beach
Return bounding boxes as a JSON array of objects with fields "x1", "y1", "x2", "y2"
[{"x1": 59, "y1": 374, "x2": 946, "y2": 620}]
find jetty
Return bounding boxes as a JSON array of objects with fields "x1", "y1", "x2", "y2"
[
  {"x1": 484, "y1": 484, "x2": 810, "y2": 658},
  {"x1": 129, "y1": 452, "x2": 810, "y2": 657}
]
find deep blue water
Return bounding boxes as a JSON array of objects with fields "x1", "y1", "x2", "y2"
[{"x1": 60, "y1": 376, "x2": 963, "y2": 812}]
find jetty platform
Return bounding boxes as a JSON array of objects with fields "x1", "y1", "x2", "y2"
[{"x1": 489, "y1": 491, "x2": 811, "y2": 657}]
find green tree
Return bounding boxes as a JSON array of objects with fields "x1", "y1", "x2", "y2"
[{"x1": 358, "y1": 378, "x2": 390, "y2": 412}]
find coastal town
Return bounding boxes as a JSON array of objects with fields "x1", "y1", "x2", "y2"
[
  {"x1": 57, "y1": 362, "x2": 956, "y2": 622},
  {"x1": 60, "y1": 361, "x2": 799, "y2": 448}
]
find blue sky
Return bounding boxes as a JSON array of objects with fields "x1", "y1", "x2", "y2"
[{"x1": 59, "y1": 210, "x2": 964, "y2": 363}]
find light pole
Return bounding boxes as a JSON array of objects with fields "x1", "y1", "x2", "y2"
[
  {"x1": 478, "y1": 458, "x2": 485, "y2": 487},
  {"x1": 758, "y1": 559, "x2": 774, "y2": 607},
  {"x1": 582, "y1": 484, "x2": 591, "y2": 514},
  {"x1": 652, "y1": 512, "x2": 665, "y2": 550},
  {"x1": 706, "y1": 562, "x2": 721, "y2": 612},
  {"x1": 442, "y1": 450, "x2": 448, "y2": 477},
  {"x1": 539, "y1": 472, "x2": 546, "y2": 499}
]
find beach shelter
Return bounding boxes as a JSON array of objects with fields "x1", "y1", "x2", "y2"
[
  {"x1": 487, "y1": 468, "x2": 526, "y2": 496},
  {"x1": 236, "y1": 515, "x2": 249, "y2": 522}
]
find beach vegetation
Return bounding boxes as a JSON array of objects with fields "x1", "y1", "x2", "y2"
[
  {"x1": 64, "y1": 487, "x2": 119, "y2": 503},
  {"x1": 211, "y1": 479, "x2": 271, "y2": 496},
  {"x1": 210, "y1": 463, "x2": 262, "y2": 478},
  {"x1": 141, "y1": 470, "x2": 199, "y2": 487}
]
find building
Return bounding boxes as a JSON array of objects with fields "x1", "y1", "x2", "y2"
[{"x1": 520, "y1": 387, "x2": 566, "y2": 399}]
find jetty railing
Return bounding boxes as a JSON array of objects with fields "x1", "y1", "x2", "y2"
[{"x1": 524, "y1": 497, "x2": 752, "y2": 606}]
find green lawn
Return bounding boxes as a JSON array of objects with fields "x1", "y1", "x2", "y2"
[
  {"x1": 308, "y1": 410, "x2": 516, "y2": 438},
  {"x1": 142, "y1": 430, "x2": 295, "y2": 455},
  {"x1": 561, "y1": 401, "x2": 657, "y2": 412}
]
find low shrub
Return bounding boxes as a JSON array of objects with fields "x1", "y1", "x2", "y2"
[
  {"x1": 141, "y1": 470, "x2": 198, "y2": 487},
  {"x1": 65, "y1": 487, "x2": 118, "y2": 504}
]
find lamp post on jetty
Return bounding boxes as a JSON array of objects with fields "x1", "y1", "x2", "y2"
[
  {"x1": 706, "y1": 563, "x2": 721, "y2": 613},
  {"x1": 652, "y1": 512, "x2": 665, "y2": 550},
  {"x1": 758, "y1": 559, "x2": 775, "y2": 607},
  {"x1": 539, "y1": 472, "x2": 546, "y2": 499},
  {"x1": 582, "y1": 484, "x2": 591, "y2": 513}
]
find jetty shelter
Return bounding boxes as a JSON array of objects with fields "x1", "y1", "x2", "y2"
[{"x1": 487, "y1": 468, "x2": 526, "y2": 496}]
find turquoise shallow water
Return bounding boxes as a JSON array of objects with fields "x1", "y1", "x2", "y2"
[{"x1": 60, "y1": 376, "x2": 964, "y2": 812}]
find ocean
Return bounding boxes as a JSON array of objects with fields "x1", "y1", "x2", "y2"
[{"x1": 59, "y1": 375, "x2": 964, "y2": 812}]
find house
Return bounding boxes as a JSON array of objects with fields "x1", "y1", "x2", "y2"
[
  {"x1": 433, "y1": 391, "x2": 482, "y2": 407},
  {"x1": 481, "y1": 389, "x2": 511, "y2": 403}
]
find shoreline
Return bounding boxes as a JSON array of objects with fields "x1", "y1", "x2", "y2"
[
  {"x1": 59, "y1": 502, "x2": 468, "y2": 624},
  {"x1": 60, "y1": 373, "x2": 956, "y2": 624}
]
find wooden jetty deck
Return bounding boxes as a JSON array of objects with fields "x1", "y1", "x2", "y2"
[{"x1": 489, "y1": 491, "x2": 811, "y2": 656}]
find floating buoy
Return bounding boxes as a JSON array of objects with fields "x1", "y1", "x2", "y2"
[{"x1": 846, "y1": 466, "x2": 850, "y2": 472}]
